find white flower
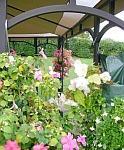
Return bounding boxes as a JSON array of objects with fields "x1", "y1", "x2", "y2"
[
  {"x1": 74, "y1": 60, "x2": 88, "y2": 77},
  {"x1": 114, "y1": 116, "x2": 121, "y2": 123},
  {"x1": 9, "y1": 56, "x2": 15, "y2": 64},
  {"x1": 111, "y1": 102, "x2": 114, "y2": 106},
  {"x1": 102, "y1": 112, "x2": 108, "y2": 117},
  {"x1": 68, "y1": 79, "x2": 76, "y2": 91},
  {"x1": 100, "y1": 71, "x2": 111, "y2": 83},
  {"x1": 88, "y1": 74, "x2": 101, "y2": 85},
  {"x1": 98, "y1": 143, "x2": 102, "y2": 147},
  {"x1": 90, "y1": 126, "x2": 95, "y2": 131},
  {"x1": 103, "y1": 144, "x2": 107, "y2": 149},
  {"x1": 75, "y1": 77, "x2": 90, "y2": 95},
  {"x1": 121, "y1": 128, "x2": 124, "y2": 133},
  {"x1": 64, "y1": 99, "x2": 78, "y2": 107},
  {"x1": 93, "y1": 140, "x2": 97, "y2": 146},
  {"x1": 68, "y1": 77, "x2": 90, "y2": 95},
  {"x1": 48, "y1": 94, "x2": 78, "y2": 112},
  {"x1": 96, "y1": 118, "x2": 101, "y2": 124}
]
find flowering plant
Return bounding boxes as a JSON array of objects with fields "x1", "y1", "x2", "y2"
[
  {"x1": 0, "y1": 53, "x2": 61, "y2": 149},
  {"x1": 68, "y1": 59, "x2": 111, "y2": 106},
  {"x1": 53, "y1": 49, "x2": 73, "y2": 77}
]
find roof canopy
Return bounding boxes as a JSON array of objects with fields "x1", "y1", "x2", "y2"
[{"x1": 7, "y1": 0, "x2": 124, "y2": 38}]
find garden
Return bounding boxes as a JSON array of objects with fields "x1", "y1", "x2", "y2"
[{"x1": 0, "y1": 44, "x2": 124, "y2": 150}]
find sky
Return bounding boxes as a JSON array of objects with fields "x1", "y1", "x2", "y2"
[
  {"x1": 100, "y1": 11, "x2": 124, "y2": 42},
  {"x1": 76, "y1": 0, "x2": 124, "y2": 42}
]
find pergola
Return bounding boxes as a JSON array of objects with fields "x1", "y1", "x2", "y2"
[{"x1": 0, "y1": 0, "x2": 124, "y2": 65}]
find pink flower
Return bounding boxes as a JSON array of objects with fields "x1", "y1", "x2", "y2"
[
  {"x1": 61, "y1": 133, "x2": 79, "y2": 150},
  {"x1": 77, "y1": 135, "x2": 86, "y2": 146},
  {"x1": 34, "y1": 70, "x2": 42, "y2": 81},
  {"x1": 4, "y1": 140, "x2": 21, "y2": 150},
  {"x1": 52, "y1": 72, "x2": 60, "y2": 78},
  {"x1": 33, "y1": 144, "x2": 48, "y2": 150},
  {"x1": 54, "y1": 49, "x2": 62, "y2": 57}
]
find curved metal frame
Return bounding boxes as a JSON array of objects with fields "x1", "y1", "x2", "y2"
[
  {"x1": 9, "y1": 40, "x2": 34, "y2": 47},
  {"x1": 37, "y1": 42, "x2": 57, "y2": 48},
  {"x1": 96, "y1": 24, "x2": 115, "y2": 43},
  {"x1": 82, "y1": 28, "x2": 94, "y2": 39},
  {"x1": 8, "y1": 4, "x2": 124, "y2": 30}
]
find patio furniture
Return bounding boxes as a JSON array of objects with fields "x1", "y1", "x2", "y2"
[{"x1": 100, "y1": 52, "x2": 124, "y2": 100}]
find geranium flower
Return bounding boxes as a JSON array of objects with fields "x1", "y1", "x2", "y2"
[
  {"x1": 54, "y1": 49, "x2": 62, "y2": 57},
  {"x1": 100, "y1": 71, "x2": 111, "y2": 83},
  {"x1": 34, "y1": 70, "x2": 42, "y2": 81},
  {"x1": 77, "y1": 135, "x2": 86, "y2": 146},
  {"x1": 4, "y1": 140, "x2": 21, "y2": 150},
  {"x1": 49, "y1": 66, "x2": 60, "y2": 78},
  {"x1": 33, "y1": 144, "x2": 48, "y2": 150},
  {"x1": 61, "y1": 133, "x2": 79, "y2": 150}
]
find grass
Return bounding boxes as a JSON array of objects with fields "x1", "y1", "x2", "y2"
[{"x1": 43, "y1": 57, "x2": 93, "y2": 90}]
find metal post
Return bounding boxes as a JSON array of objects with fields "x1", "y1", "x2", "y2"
[
  {"x1": 109, "y1": 0, "x2": 115, "y2": 15},
  {"x1": 65, "y1": 34, "x2": 69, "y2": 49},
  {"x1": 34, "y1": 37, "x2": 37, "y2": 54},
  {"x1": 70, "y1": 0, "x2": 76, "y2": 5},
  {"x1": 0, "y1": 0, "x2": 7, "y2": 53},
  {"x1": 93, "y1": 16, "x2": 100, "y2": 65},
  {"x1": 58, "y1": 36, "x2": 61, "y2": 49},
  {"x1": 61, "y1": 37, "x2": 64, "y2": 93},
  {"x1": 57, "y1": 37, "x2": 64, "y2": 92}
]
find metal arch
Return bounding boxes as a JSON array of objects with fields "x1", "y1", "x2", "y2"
[
  {"x1": 37, "y1": 42, "x2": 58, "y2": 47},
  {"x1": 65, "y1": 28, "x2": 94, "y2": 40},
  {"x1": 8, "y1": 5, "x2": 124, "y2": 31},
  {"x1": 82, "y1": 28, "x2": 94, "y2": 40},
  {"x1": 9, "y1": 40, "x2": 34, "y2": 47},
  {"x1": 95, "y1": 23, "x2": 115, "y2": 43}
]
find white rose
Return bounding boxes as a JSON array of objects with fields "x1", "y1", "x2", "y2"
[{"x1": 100, "y1": 71, "x2": 111, "y2": 83}]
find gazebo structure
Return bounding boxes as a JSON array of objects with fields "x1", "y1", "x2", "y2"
[{"x1": 0, "y1": 0, "x2": 124, "y2": 65}]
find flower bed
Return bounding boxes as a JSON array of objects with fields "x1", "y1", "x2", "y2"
[{"x1": 0, "y1": 53, "x2": 124, "y2": 150}]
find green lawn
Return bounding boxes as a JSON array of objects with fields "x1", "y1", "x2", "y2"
[{"x1": 43, "y1": 57, "x2": 92, "y2": 90}]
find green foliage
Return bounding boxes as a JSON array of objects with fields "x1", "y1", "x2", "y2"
[
  {"x1": 96, "y1": 99, "x2": 124, "y2": 150},
  {"x1": 69, "y1": 36, "x2": 92, "y2": 58},
  {"x1": 9, "y1": 39, "x2": 58, "y2": 57},
  {"x1": 0, "y1": 53, "x2": 62, "y2": 149},
  {"x1": 99, "y1": 39, "x2": 124, "y2": 55}
]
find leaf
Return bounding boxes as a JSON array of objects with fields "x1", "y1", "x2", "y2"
[
  {"x1": 3, "y1": 126, "x2": 13, "y2": 133},
  {"x1": 0, "y1": 146, "x2": 4, "y2": 150},
  {"x1": 0, "y1": 100, "x2": 7, "y2": 107},
  {"x1": 19, "y1": 65, "x2": 24, "y2": 72},
  {"x1": 4, "y1": 80, "x2": 10, "y2": 86},
  {"x1": 49, "y1": 138, "x2": 58, "y2": 146},
  {"x1": 73, "y1": 90, "x2": 85, "y2": 107}
]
